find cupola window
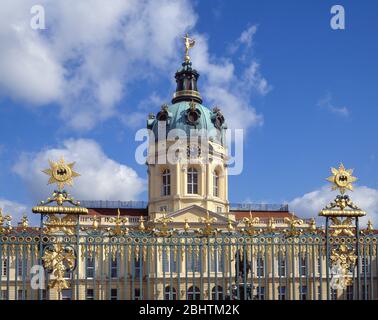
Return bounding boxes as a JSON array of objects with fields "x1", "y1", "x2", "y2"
[
  {"x1": 213, "y1": 171, "x2": 219, "y2": 197},
  {"x1": 187, "y1": 168, "x2": 198, "y2": 194},
  {"x1": 162, "y1": 169, "x2": 171, "y2": 196}
]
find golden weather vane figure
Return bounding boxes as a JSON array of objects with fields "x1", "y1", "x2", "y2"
[{"x1": 183, "y1": 33, "x2": 195, "y2": 62}]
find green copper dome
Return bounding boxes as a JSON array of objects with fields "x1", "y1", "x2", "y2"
[
  {"x1": 146, "y1": 56, "x2": 227, "y2": 145},
  {"x1": 147, "y1": 101, "x2": 227, "y2": 145}
]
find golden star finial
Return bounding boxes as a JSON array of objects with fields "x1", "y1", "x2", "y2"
[
  {"x1": 42, "y1": 157, "x2": 80, "y2": 190},
  {"x1": 326, "y1": 163, "x2": 357, "y2": 194}
]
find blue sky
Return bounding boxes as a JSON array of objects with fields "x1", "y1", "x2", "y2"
[{"x1": 0, "y1": 0, "x2": 377, "y2": 225}]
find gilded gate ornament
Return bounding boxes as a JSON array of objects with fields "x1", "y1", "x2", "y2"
[
  {"x1": 0, "y1": 208, "x2": 12, "y2": 234},
  {"x1": 42, "y1": 243, "x2": 76, "y2": 293},
  {"x1": 284, "y1": 216, "x2": 304, "y2": 236},
  {"x1": 242, "y1": 212, "x2": 260, "y2": 235},
  {"x1": 43, "y1": 157, "x2": 80, "y2": 191},
  {"x1": 199, "y1": 211, "x2": 217, "y2": 236},
  {"x1": 326, "y1": 163, "x2": 357, "y2": 194},
  {"x1": 109, "y1": 209, "x2": 128, "y2": 236},
  {"x1": 44, "y1": 214, "x2": 77, "y2": 235},
  {"x1": 154, "y1": 212, "x2": 173, "y2": 236},
  {"x1": 32, "y1": 158, "x2": 88, "y2": 215}
]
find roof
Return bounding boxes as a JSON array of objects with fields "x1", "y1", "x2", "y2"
[
  {"x1": 231, "y1": 210, "x2": 297, "y2": 221},
  {"x1": 85, "y1": 207, "x2": 296, "y2": 220},
  {"x1": 148, "y1": 101, "x2": 226, "y2": 145},
  {"x1": 87, "y1": 208, "x2": 148, "y2": 217}
]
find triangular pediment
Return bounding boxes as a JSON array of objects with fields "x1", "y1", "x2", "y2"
[{"x1": 166, "y1": 205, "x2": 229, "y2": 225}]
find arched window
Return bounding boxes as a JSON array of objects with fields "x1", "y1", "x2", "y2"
[
  {"x1": 212, "y1": 286, "x2": 223, "y2": 300},
  {"x1": 187, "y1": 168, "x2": 198, "y2": 194},
  {"x1": 187, "y1": 286, "x2": 200, "y2": 300},
  {"x1": 162, "y1": 169, "x2": 171, "y2": 196},
  {"x1": 213, "y1": 170, "x2": 219, "y2": 197},
  {"x1": 164, "y1": 286, "x2": 177, "y2": 300}
]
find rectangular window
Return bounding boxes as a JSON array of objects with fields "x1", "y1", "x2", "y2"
[
  {"x1": 278, "y1": 286, "x2": 286, "y2": 300},
  {"x1": 210, "y1": 249, "x2": 224, "y2": 273},
  {"x1": 2, "y1": 259, "x2": 7, "y2": 277},
  {"x1": 300, "y1": 254, "x2": 307, "y2": 276},
  {"x1": 187, "y1": 253, "x2": 201, "y2": 273},
  {"x1": 331, "y1": 288, "x2": 337, "y2": 300},
  {"x1": 17, "y1": 255, "x2": 24, "y2": 277},
  {"x1": 362, "y1": 285, "x2": 369, "y2": 300},
  {"x1": 162, "y1": 170, "x2": 171, "y2": 196},
  {"x1": 110, "y1": 288, "x2": 118, "y2": 300},
  {"x1": 346, "y1": 285, "x2": 353, "y2": 300},
  {"x1": 1, "y1": 290, "x2": 8, "y2": 300},
  {"x1": 160, "y1": 206, "x2": 168, "y2": 213},
  {"x1": 187, "y1": 168, "x2": 198, "y2": 194},
  {"x1": 213, "y1": 173, "x2": 219, "y2": 197},
  {"x1": 17, "y1": 290, "x2": 26, "y2": 300},
  {"x1": 361, "y1": 257, "x2": 368, "y2": 274},
  {"x1": 111, "y1": 259, "x2": 118, "y2": 278},
  {"x1": 317, "y1": 257, "x2": 322, "y2": 275},
  {"x1": 134, "y1": 288, "x2": 141, "y2": 300},
  {"x1": 63, "y1": 270, "x2": 71, "y2": 279},
  {"x1": 278, "y1": 255, "x2": 286, "y2": 277},
  {"x1": 300, "y1": 286, "x2": 307, "y2": 301},
  {"x1": 134, "y1": 258, "x2": 141, "y2": 278},
  {"x1": 86, "y1": 289, "x2": 94, "y2": 300},
  {"x1": 86, "y1": 257, "x2": 94, "y2": 279},
  {"x1": 256, "y1": 286, "x2": 265, "y2": 300},
  {"x1": 256, "y1": 256, "x2": 264, "y2": 277},
  {"x1": 162, "y1": 248, "x2": 177, "y2": 273},
  {"x1": 61, "y1": 289, "x2": 72, "y2": 301}
]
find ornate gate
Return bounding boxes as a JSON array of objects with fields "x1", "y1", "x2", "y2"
[{"x1": 0, "y1": 161, "x2": 376, "y2": 300}]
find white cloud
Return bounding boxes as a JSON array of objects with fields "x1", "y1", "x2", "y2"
[
  {"x1": 0, "y1": 198, "x2": 30, "y2": 226},
  {"x1": 13, "y1": 139, "x2": 146, "y2": 202},
  {"x1": 0, "y1": 1, "x2": 269, "y2": 134},
  {"x1": 317, "y1": 92, "x2": 349, "y2": 117},
  {"x1": 289, "y1": 185, "x2": 378, "y2": 227},
  {"x1": 0, "y1": 0, "x2": 197, "y2": 131}
]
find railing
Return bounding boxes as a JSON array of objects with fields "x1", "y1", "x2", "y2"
[
  {"x1": 79, "y1": 200, "x2": 148, "y2": 209},
  {"x1": 79, "y1": 201, "x2": 289, "y2": 212},
  {"x1": 229, "y1": 203, "x2": 289, "y2": 212}
]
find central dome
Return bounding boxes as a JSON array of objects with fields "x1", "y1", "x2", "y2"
[{"x1": 147, "y1": 101, "x2": 227, "y2": 145}]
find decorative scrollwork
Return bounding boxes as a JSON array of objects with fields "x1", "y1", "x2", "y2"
[
  {"x1": 42, "y1": 243, "x2": 76, "y2": 293},
  {"x1": 44, "y1": 214, "x2": 77, "y2": 235}
]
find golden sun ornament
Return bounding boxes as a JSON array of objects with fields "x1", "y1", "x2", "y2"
[
  {"x1": 42, "y1": 157, "x2": 80, "y2": 190},
  {"x1": 326, "y1": 163, "x2": 357, "y2": 194}
]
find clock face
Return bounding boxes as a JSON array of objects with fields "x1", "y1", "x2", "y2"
[{"x1": 187, "y1": 144, "x2": 201, "y2": 158}]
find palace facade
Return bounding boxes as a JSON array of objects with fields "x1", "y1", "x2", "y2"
[{"x1": 0, "y1": 36, "x2": 377, "y2": 301}]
